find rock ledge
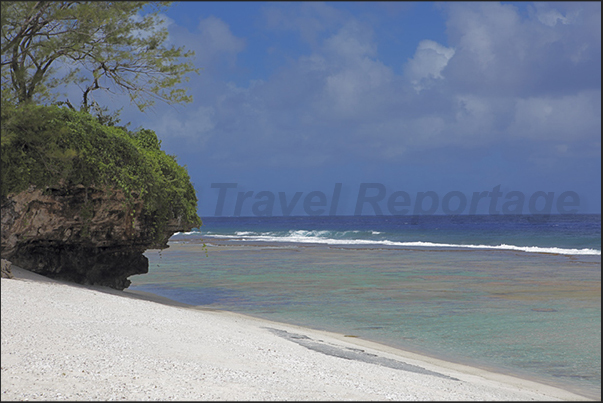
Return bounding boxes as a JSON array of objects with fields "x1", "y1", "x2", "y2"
[{"x1": 1, "y1": 185, "x2": 195, "y2": 289}]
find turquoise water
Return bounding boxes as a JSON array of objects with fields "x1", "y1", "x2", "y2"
[{"x1": 129, "y1": 215, "x2": 601, "y2": 399}]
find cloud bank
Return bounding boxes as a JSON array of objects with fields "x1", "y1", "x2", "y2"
[{"x1": 137, "y1": 2, "x2": 598, "y2": 173}]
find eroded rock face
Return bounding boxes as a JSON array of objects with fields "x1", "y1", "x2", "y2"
[
  {"x1": 1, "y1": 259, "x2": 13, "y2": 279},
  {"x1": 1, "y1": 185, "x2": 195, "y2": 289}
]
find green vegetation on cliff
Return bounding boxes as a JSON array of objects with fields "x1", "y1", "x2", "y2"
[
  {"x1": 1, "y1": 1, "x2": 202, "y2": 242},
  {"x1": 1, "y1": 103, "x2": 202, "y2": 237}
]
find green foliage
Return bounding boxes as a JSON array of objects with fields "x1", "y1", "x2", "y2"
[
  {"x1": 1, "y1": 1, "x2": 198, "y2": 112},
  {"x1": 1, "y1": 2, "x2": 202, "y2": 245},
  {"x1": 1, "y1": 104, "x2": 202, "y2": 240}
]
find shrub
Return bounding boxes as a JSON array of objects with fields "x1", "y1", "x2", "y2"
[{"x1": 1, "y1": 103, "x2": 202, "y2": 239}]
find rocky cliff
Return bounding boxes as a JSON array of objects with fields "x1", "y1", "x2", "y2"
[{"x1": 1, "y1": 185, "x2": 195, "y2": 290}]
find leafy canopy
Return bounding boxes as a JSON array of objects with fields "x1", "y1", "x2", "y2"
[
  {"x1": 1, "y1": 1, "x2": 199, "y2": 112},
  {"x1": 1, "y1": 2, "x2": 202, "y2": 238},
  {"x1": 1, "y1": 103, "x2": 202, "y2": 237}
]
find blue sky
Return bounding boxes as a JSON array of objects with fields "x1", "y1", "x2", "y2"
[{"x1": 113, "y1": 1, "x2": 600, "y2": 217}]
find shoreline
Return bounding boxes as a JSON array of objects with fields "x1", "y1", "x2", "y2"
[
  {"x1": 2, "y1": 266, "x2": 594, "y2": 401},
  {"x1": 141, "y1": 241, "x2": 601, "y2": 399},
  {"x1": 129, "y1": 286, "x2": 599, "y2": 401}
]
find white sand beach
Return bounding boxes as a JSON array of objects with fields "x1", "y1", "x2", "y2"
[{"x1": 1, "y1": 266, "x2": 592, "y2": 401}]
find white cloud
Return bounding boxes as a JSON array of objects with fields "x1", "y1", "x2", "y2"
[
  {"x1": 444, "y1": 3, "x2": 525, "y2": 80},
  {"x1": 165, "y1": 106, "x2": 215, "y2": 142},
  {"x1": 405, "y1": 40, "x2": 455, "y2": 92},
  {"x1": 139, "y1": 2, "x2": 600, "y2": 171},
  {"x1": 298, "y1": 54, "x2": 328, "y2": 72},
  {"x1": 509, "y1": 90, "x2": 601, "y2": 142},
  {"x1": 314, "y1": 21, "x2": 395, "y2": 118},
  {"x1": 195, "y1": 16, "x2": 246, "y2": 67},
  {"x1": 262, "y1": 2, "x2": 345, "y2": 46},
  {"x1": 452, "y1": 95, "x2": 497, "y2": 141},
  {"x1": 160, "y1": 15, "x2": 246, "y2": 75},
  {"x1": 534, "y1": 3, "x2": 579, "y2": 27},
  {"x1": 443, "y1": 2, "x2": 600, "y2": 94},
  {"x1": 323, "y1": 20, "x2": 376, "y2": 60},
  {"x1": 323, "y1": 57, "x2": 393, "y2": 118}
]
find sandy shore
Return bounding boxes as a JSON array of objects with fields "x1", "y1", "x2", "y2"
[{"x1": 1, "y1": 267, "x2": 592, "y2": 401}]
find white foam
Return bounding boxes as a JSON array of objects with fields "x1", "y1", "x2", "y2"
[
  {"x1": 202, "y1": 233, "x2": 601, "y2": 256},
  {"x1": 172, "y1": 230, "x2": 199, "y2": 236},
  {"x1": 235, "y1": 231, "x2": 257, "y2": 236}
]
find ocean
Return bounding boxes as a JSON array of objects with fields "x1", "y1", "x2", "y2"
[{"x1": 130, "y1": 214, "x2": 601, "y2": 399}]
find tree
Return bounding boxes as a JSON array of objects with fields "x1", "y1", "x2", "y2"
[{"x1": 1, "y1": 1, "x2": 198, "y2": 112}]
